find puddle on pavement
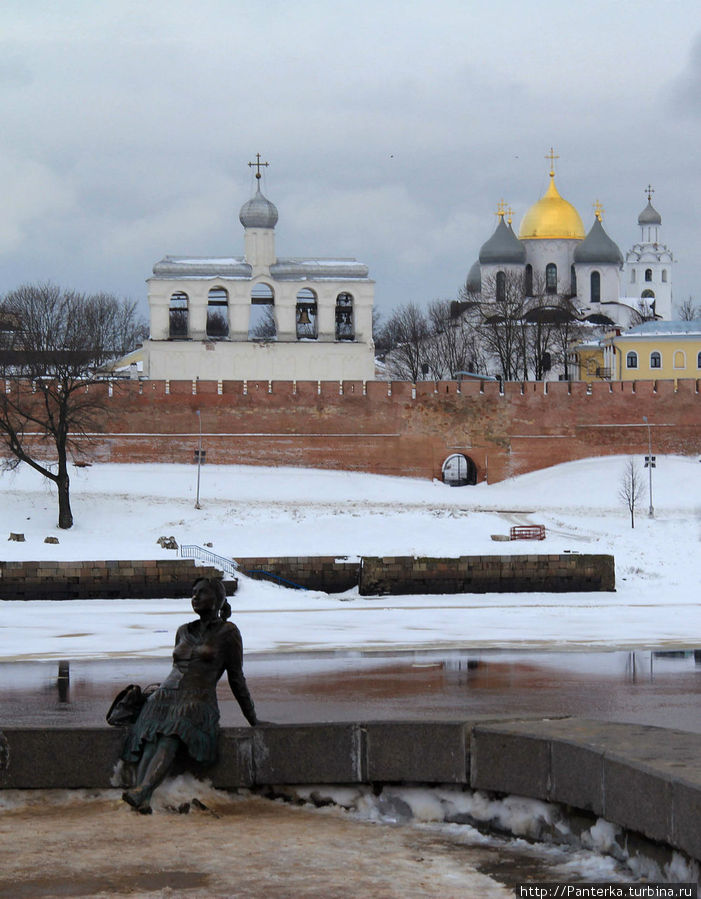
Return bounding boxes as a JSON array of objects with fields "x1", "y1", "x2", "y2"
[{"x1": 1, "y1": 648, "x2": 701, "y2": 730}]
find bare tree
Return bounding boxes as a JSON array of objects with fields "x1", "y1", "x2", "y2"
[
  {"x1": 678, "y1": 297, "x2": 700, "y2": 321},
  {"x1": 378, "y1": 302, "x2": 430, "y2": 381},
  {"x1": 249, "y1": 304, "x2": 277, "y2": 340},
  {"x1": 476, "y1": 271, "x2": 528, "y2": 381},
  {"x1": 619, "y1": 457, "x2": 646, "y2": 529},
  {"x1": 423, "y1": 299, "x2": 486, "y2": 379},
  {"x1": 0, "y1": 283, "x2": 148, "y2": 528}
]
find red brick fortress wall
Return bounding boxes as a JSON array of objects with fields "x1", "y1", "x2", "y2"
[{"x1": 9, "y1": 378, "x2": 701, "y2": 483}]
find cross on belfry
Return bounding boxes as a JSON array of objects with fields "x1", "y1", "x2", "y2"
[
  {"x1": 545, "y1": 147, "x2": 559, "y2": 175},
  {"x1": 248, "y1": 153, "x2": 270, "y2": 180},
  {"x1": 645, "y1": 184, "x2": 655, "y2": 202}
]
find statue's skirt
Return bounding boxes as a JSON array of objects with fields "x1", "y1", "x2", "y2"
[{"x1": 121, "y1": 685, "x2": 220, "y2": 765}]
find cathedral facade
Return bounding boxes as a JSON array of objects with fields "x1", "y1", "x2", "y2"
[{"x1": 466, "y1": 157, "x2": 674, "y2": 327}]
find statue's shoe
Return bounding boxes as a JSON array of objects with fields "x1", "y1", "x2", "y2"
[{"x1": 122, "y1": 789, "x2": 152, "y2": 814}]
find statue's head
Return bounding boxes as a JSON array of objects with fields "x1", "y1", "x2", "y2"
[{"x1": 191, "y1": 577, "x2": 230, "y2": 620}]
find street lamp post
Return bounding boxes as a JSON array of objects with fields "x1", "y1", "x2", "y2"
[
  {"x1": 195, "y1": 410, "x2": 202, "y2": 510},
  {"x1": 643, "y1": 415, "x2": 654, "y2": 517}
]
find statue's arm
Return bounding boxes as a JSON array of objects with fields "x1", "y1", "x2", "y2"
[{"x1": 224, "y1": 627, "x2": 258, "y2": 726}]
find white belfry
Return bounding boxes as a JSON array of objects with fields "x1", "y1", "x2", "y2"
[{"x1": 144, "y1": 157, "x2": 375, "y2": 381}]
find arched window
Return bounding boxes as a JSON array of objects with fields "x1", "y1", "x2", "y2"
[
  {"x1": 630, "y1": 269, "x2": 636, "y2": 284},
  {"x1": 545, "y1": 263, "x2": 557, "y2": 294},
  {"x1": 249, "y1": 283, "x2": 276, "y2": 340},
  {"x1": 661, "y1": 270, "x2": 668, "y2": 283},
  {"x1": 645, "y1": 268, "x2": 653, "y2": 282},
  {"x1": 641, "y1": 289, "x2": 655, "y2": 299},
  {"x1": 674, "y1": 350, "x2": 686, "y2": 369},
  {"x1": 626, "y1": 351, "x2": 638, "y2": 369},
  {"x1": 496, "y1": 271, "x2": 506, "y2": 302},
  {"x1": 524, "y1": 264, "x2": 533, "y2": 296},
  {"x1": 650, "y1": 351, "x2": 661, "y2": 369},
  {"x1": 590, "y1": 271, "x2": 601, "y2": 303},
  {"x1": 296, "y1": 288, "x2": 318, "y2": 340},
  {"x1": 206, "y1": 287, "x2": 229, "y2": 338},
  {"x1": 169, "y1": 292, "x2": 188, "y2": 339},
  {"x1": 570, "y1": 265, "x2": 576, "y2": 296},
  {"x1": 697, "y1": 351, "x2": 701, "y2": 369},
  {"x1": 335, "y1": 292, "x2": 354, "y2": 340}
]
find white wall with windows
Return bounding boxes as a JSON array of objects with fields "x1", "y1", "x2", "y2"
[{"x1": 144, "y1": 181, "x2": 375, "y2": 381}]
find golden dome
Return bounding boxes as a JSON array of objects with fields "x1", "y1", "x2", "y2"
[{"x1": 518, "y1": 174, "x2": 585, "y2": 240}]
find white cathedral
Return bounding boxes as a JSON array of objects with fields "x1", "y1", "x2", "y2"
[
  {"x1": 142, "y1": 157, "x2": 376, "y2": 382},
  {"x1": 465, "y1": 152, "x2": 674, "y2": 326}
]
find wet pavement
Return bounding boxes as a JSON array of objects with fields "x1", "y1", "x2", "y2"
[{"x1": 2, "y1": 648, "x2": 701, "y2": 731}]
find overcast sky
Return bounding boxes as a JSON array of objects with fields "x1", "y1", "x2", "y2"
[{"x1": 1, "y1": 1, "x2": 699, "y2": 319}]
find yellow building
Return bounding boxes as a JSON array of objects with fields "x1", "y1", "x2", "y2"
[
  {"x1": 602, "y1": 321, "x2": 701, "y2": 381},
  {"x1": 569, "y1": 339, "x2": 610, "y2": 382}
]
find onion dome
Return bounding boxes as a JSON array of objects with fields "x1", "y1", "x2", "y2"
[
  {"x1": 518, "y1": 174, "x2": 585, "y2": 240},
  {"x1": 573, "y1": 217, "x2": 623, "y2": 265},
  {"x1": 466, "y1": 260, "x2": 482, "y2": 293},
  {"x1": 479, "y1": 217, "x2": 526, "y2": 264},
  {"x1": 239, "y1": 185, "x2": 278, "y2": 229},
  {"x1": 638, "y1": 199, "x2": 661, "y2": 226}
]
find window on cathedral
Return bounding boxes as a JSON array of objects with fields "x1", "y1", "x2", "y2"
[
  {"x1": 249, "y1": 283, "x2": 276, "y2": 340},
  {"x1": 697, "y1": 351, "x2": 701, "y2": 369},
  {"x1": 645, "y1": 269, "x2": 653, "y2": 282},
  {"x1": 650, "y1": 351, "x2": 661, "y2": 369},
  {"x1": 590, "y1": 271, "x2": 601, "y2": 303},
  {"x1": 169, "y1": 292, "x2": 189, "y2": 339},
  {"x1": 496, "y1": 271, "x2": 506, "y2": 302},
  {"x1": 296, "y1": 288, "x2": 318, "y2": 340},
  {"x1": 674, "y1": 350, "x2": 686, "y2": 370},
  {"x1": 641, "y1": 289, "x2": 655, "y2": 300},
  {"x1": 630, "y1": 269, "x2": 636, "y2": 284},
  {"x1": 206, "y1": 287, "x2": 229, "y2": 339},
  {"x1": 546, "y1": 263, "x2": 557, "y2": 294},
  {"x1": 524, "y1": 265, "x2": 533, "y2": 296},
  {"x1": 570, "y1": 265, "x2": 576, "y2": 296},
  {"x1": 661, "y1": 270, "x2": 668, "y2": 283},
  {"x1": 626, "y1": 351, "x2": 638, "y2": 369},
  {"x1": 335, "y1": 292, "x2": 354, "y2": 340}
]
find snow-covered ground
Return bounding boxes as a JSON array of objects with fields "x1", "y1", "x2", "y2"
[{"x1": 1, "y1": 456, "x2": 699, "y2": 660}]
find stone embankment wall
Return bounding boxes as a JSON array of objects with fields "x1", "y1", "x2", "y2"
[
  {"x1": 2, "y1": 718, "x2": 699, "y2": 866},
  {"x1": 7, "y1": 376, "x2": 701, "y2": 482},
  {"x1": 0, "y1": 560, "x2": 224, "y2": 601},
  {"x1": 0, "y1": 555, "x2": 614, "y2": 598},
  {"x1": 359, "y1": 554, "x2": 615, "y2": 594},
  {"x1": 236, "y1": 556, "x2": 360, "y2": 592},
  {"x1": 233, "y1": 554, "x2": 615, "y2": 594}
]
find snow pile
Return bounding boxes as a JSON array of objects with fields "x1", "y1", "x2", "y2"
[{"x1": 281, "y1": 782, "x2": 700, "y2": 884}]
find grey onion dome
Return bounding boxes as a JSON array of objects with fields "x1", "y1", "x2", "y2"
[
  {"x1": 466, "y1": 260, "x2": 482, "y2": 293},
  {"x1": 573, "y1": 218, "x2": 623, "y2": 265},
  {"x1": 478, "y1": 218, "x2": 526, "y2": 264},
  {"x1": 239, "y1": 185, "x2": 279, "y2": 229},
  {"x1": 638, "y1": 200, "x2": 661, "y2": 226}
]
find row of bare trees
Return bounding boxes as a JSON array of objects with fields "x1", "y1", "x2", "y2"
[
  {"x1": 375, "y1": 272, "x2": 586, "y2": 383},
  {"x1": 1, "y1": 283, "x2": 148, "y2": 527}
]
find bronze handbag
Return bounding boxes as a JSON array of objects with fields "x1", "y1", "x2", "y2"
[{"x1": 106, "y1": 684, "x2": 158, "y2": 726}]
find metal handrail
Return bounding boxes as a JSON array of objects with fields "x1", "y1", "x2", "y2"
[{"x1": 180, "y1": 544, "x2": 239, "y2": 577}]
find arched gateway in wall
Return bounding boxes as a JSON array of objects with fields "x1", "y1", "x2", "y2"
[{"x1": 442, "y1": 453, "x2": 477, "y2": 486}]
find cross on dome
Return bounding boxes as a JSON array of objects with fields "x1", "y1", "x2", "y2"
[
  {"x1": 248, "y1": 153, "x2": 270, "y2": 180},
  {"x1": 645, "y1": 184, "x2": 655, "y2": 202},
  {"x1": 593, "y1": 200, "x2": 604, "y2": 221},
  {"x1": 545, "y1": 147, "x2": 560, "y2": 177},
  {"x1": 495, "y1": 199, "x2": 507, "y2": 219}
]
